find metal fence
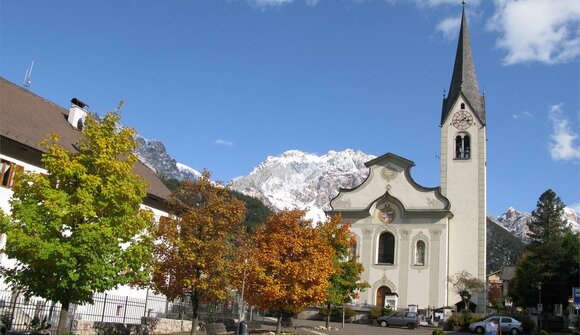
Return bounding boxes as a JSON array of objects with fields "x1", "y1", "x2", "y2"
[{"x1": 0, "y1": 289, "x2": 256, "y2": 334}]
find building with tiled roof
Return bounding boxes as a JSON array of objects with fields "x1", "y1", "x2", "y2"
[{"x1": 0, "y1": 76, "x2": 170, "y2": 299}]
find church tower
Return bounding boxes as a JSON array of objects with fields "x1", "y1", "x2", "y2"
[{"x1": 440, "y1": 4, "x2": 487, "y2": 310}]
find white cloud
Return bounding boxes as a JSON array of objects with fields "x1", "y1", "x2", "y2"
[
  {"x1": 512, "y1": 111, "x2": 533, "y2": 119},
  {"x1": 247, "y1": 0, "x2": 318, "y2": 9},
  {"x1": 548, "y1": 103, "x2": 580, "y2": 161},
  {"x1": 488, "y1": 0, "x2": 580, "y2": 65},
  {"x1": 437, "y1": 16, "x2": 461, "y2": 40},
  {"x1": 213, "y1": 139, "x2": 235, "y2": 147}
]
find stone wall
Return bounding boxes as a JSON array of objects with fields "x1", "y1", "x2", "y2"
[{"x1": 72, "y1": 318, "x2": 193, "y2": 335}]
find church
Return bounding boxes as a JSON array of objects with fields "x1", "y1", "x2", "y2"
[{"x1": 327, "y1": 5, "x2": 487, "y2": 312}]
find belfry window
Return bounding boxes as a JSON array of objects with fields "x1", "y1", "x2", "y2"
[
  {"x1": 455, "y1": 134, "x2": 471, "y2": 159},
  {"x1": 378, "y1": 232, "x2": 395, "y2": 264}
]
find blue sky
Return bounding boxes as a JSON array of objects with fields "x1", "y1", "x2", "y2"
[{"x1": 1, "y1": 0, "x2": 579, "y2": 216}]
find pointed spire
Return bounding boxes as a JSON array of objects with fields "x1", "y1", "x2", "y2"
[{"x1": 441, "y1": 3, "x2": 485, "y2": 126}]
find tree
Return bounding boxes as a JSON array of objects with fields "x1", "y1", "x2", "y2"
[
  {"x1": 150, "y1": 171, "x2": 246, "y2": 335},
  {"x1": 0, "y1": 109, "x2": 156, "y2": 335},
  {"x1": 244, "y1": 210, "x2": 335, "y2": 334},
  {"x1": 319, "y1": 215, "x2": 369, "y2": 328},
  {"x1": 448, "y1": 270, "x2": 485, "y2": 312},
  {"x1": 509, "y1": 189, "x2": 579, "y2": 323},
  {"x1": 488, "y1": 283, "x2": 503, "y2": 310}
]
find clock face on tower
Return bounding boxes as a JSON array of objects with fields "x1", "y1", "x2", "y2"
[{"x1": 452, "y1": 110, "x2": 474, "y2": 130}]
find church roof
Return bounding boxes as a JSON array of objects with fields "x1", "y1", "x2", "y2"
[
  {"x1": 0, "y1": 77, "x2": 171, "y2": 202},
  {"x1": 441, "y1": 5, "x2": 485, "y2": 126}
]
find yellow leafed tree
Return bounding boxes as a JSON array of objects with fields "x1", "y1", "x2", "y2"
[
  {"x1": 244, "y1": 209, "x2": 335, "y2": 333},
  {"x1": 150, "y1": 170, "x2": 246, "y2": 335}
]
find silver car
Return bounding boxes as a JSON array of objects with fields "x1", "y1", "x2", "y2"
[
  {"x1": 469, "y1": 316, "x2": 523, "y2": 335},
  {"x1": 377, "y1": 311, "x2": 420, "y2": 329}
]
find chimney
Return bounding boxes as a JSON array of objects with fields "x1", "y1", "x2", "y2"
[{"x1": 68, "y1": 98, "x2": 88, "y2": 130}]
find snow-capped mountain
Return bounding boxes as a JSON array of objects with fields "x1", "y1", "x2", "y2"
[
  {"x1": 135, "y1": 135, "x2": 200, "y2": 181},
  {"x1": 134, "y1": 134, "x2": 580, "y2": 235},
  {"x1": 494, "y1": 206, "x2": 580, "y2": 241},
  {"x1": 230, "y1": 149, "x2": 375, "y2": 222},
  {"x1": 495, "y1": 207, "x2": 532, "y2": 241}
]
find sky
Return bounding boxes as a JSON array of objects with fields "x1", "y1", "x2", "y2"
[{"x1": 1, "y1": 0, "x2": 579, "y2": 217}]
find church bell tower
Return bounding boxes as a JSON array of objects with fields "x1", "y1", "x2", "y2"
[{"x1": 440, "y1": 4, "x2": 487, "y2": 311}]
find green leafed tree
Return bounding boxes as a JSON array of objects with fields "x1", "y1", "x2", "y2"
[
  {"x1": 509, "y1": 189, "x2": 579, "y2": 321},
  {"x1": 0, "y1": 109, "x2": 156, "y2": 335},
  {"x1": 319, "y1": 215, "x2": 369, "y2": 328}
]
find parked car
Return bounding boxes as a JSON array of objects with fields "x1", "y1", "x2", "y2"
[
  {"x1": 469, "y1": 316, "x2": 523, "y2": 335},
  {"x1": 377, "y1": 311, "x2": 420, "y2": 329}
]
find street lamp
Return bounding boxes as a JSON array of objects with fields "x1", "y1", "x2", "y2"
[{"x1": 538, "y1": 282, "x2": 543, "y2": 332}]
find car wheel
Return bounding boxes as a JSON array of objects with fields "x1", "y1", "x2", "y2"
[
  {"x1": 380, "y1": 320, "x2": 388, "y2": 327},
  {"x1": 510, "y1": 328, "x2": 519, "y2": 335},
  {"x1": 475, "y1": 326, "x2": 484, "y2": 334},
  {"x1": 407, "y1": 323, "x2": 416, "y2": 329}
]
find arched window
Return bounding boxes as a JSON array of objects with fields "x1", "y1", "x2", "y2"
[
  {"x1": 348, "y1": 240, "x2": 357, "y2": 261},
  {"x1": 461, "y1": 103, "x2": 465, "y2": 109},
  {"x1": 455, "y1": 134, "x2": 471, "y2": 159},
  {"x1": 415, "y1": 241, "x2": 426, "y2": 265},
  {"x1": 463, "y1": 135, "x2": 471, "y2": 159},
  {"x1": 378, "y1": 232, "x2": 395, "y2": 264}
]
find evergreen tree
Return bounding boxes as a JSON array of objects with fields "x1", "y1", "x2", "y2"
[
  {"x1": 528, "y1": 189, "x2": 567, "y2": 244},
  {"x1": 509, "y1": 189, "x2": 579, "y2": 317}
]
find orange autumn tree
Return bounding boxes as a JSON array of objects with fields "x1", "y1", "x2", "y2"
[
  {"x1": 150, "y1": 171, "x2": 246, "y2": 335},
  {"x1": 244, "y1": 209, "x2": 335, "y2": 333}
]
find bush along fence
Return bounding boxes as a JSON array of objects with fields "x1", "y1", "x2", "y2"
[{"x1": 0, "y1": 289, "x2": 259, "y2": 334}]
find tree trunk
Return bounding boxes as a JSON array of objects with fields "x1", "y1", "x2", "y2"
[
  {"x1": 56, "y1": 300, "x2": 70, "y2": 335},
  {"x1": 276, "y1": 314, "x2": 282, "y2": 334},
  {"x1": 190, "y1": 292, "x2": 200, "y2": 335},
  {"x1": 325, "y1": 302, "x2": 331, "y2": 329}
]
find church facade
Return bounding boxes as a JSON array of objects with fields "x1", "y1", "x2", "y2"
[{"x1": 327, "y1": 6, "x2": 487, "y2": 311}]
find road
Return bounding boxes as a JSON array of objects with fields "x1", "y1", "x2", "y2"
[{"x1": 258, "y1": 318, "x2": 449, "y2": 335}]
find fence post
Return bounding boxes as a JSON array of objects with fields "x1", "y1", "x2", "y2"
[
  {"x1": 101, "y1": 293, "x2": 107, "y2": 323},
  {"x1": 143, "y1": 289, "x2": 149, "y2": 318},
  {"x1": 123, "y1": 296, "x2": 128, "y2": 324}
]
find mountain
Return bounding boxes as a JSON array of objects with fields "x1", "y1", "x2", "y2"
[
  {"x1": 135, "y1": 134, "x2": 201, "y2": 181},
  {"x1": 486, "y1": 216, "x2": 526, "y2": 273},
  {"x1": 494, "y1": 206, "x2": 580, "y2": 242},
  {"x1": 229, "y1": 149, "x2": 375, "y2": 222},
  {"x1": 134, "y1": 134, "x2": 580, "y2": 238}
]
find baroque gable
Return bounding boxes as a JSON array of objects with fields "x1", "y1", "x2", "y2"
[{"x1": 329, "y1": 153, "x2": 449, "y2": 217}]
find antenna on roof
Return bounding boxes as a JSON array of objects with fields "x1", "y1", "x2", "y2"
[{"x1": 23, "y1": 60, "x2": 35, "y2": 89}]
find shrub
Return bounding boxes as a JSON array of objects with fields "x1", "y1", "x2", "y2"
[
  {"x1": 539, "y1": 330, "x2": 550, "y2": 335},
  {"x1": 513, "y1": 314, "x2": 535, "y2": 333},
  {"x1": 432, "y1": 329, "x2": 447, "y2": 335},
  {"x1": 368, "y1": 305, "x2": 394, "y2": 320},
  {"x1": 319, "y1": 306, "x2": 357, "y2": 321}
]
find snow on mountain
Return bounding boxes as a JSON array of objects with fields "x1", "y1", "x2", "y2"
[
  {"x1": 230, "y1": 149, "x2": 375, "y2": 222},
  {"x1": 135, "y1": 134, "x2": 200, "y2": 181},
  {"x1": 134, "y1": 133, "x2": 580, "y2": 235},
  {"x1": 495, "y1": 207, "x2": 532, "y2": 241},
  {"x1": 564, "y1": 207, "x2": 580, "y2": 233},
  {"x1": 494, "y1": 206, "x2": 580, "y2": 241}
]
